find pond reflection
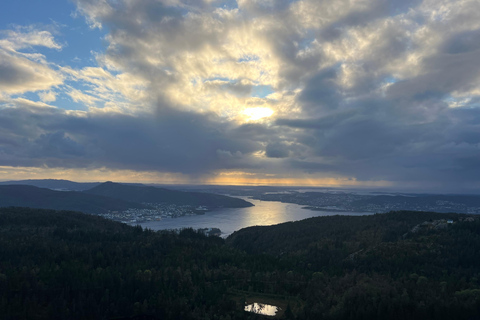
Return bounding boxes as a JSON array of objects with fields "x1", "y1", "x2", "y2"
[{"x1": 244, "y1": 302, "x2": 279, "y2": 316}]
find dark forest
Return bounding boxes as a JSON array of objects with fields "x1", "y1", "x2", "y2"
[{"x1": 1, "y1": 207, "x2": 480, "y2": 319}]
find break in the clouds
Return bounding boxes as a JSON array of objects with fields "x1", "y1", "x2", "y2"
[{"x1": 1, "y1": 0, "x2": 480, "y2": 191}]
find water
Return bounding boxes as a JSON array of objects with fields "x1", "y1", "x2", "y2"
[
  {"x1": 137, "y1": 197, "x2": 372, "y2": 237},
  {"x1": 245, "y1": 303, "x2": 279, "y2": 316}
]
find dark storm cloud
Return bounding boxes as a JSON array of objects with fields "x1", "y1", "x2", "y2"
[
  {"x1": 441, "y1": 29, "x2": 480, "y2": 54},
  {"x1": 276, "y1": 96, "x2": 480, "y2": 186},
  {"x1": 233, "y1": 123, "x2": 276, "y2": 139},
  {"x1": 298, "y1": 68, "x2": 342, "y2": 112},
  {"x1": 326, "y1": 0, "x2": 423, "y2": 30},
  {"x1": 0, "y1": 103, "x2": 261, "y2": 174},
  {"x1": 265, "y1": 142, "x2": 290, "y2": 158},
  {"x1": 386, "y1": 51, "x2": 480, "y2": 101},
  {"x1": 34, "y1": 131, "x2": 86, "y2": 157}
]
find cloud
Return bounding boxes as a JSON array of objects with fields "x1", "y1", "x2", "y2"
[
  {"x1": 0, "y1": 28, "x2": 64, "y2": 95},
  {"x1": 2, "y1": 0, "x2": 480, "y2": 190},
  {"x1": 0, "y1": 50, "x2": 63, "y2": 94},
  {"x1": 441, "y1": 29, "x2": 480, "y2": 55},
  {"x1": 0, "y1": 100, "x2": 263, "y2": 174},
  {"x1": 276, "y1": 96, "x2": 480, "y2": 187},
  {"x1": 0, "y1": 27, "x2": 62, "y2": 51},
  {"x1": 38, "y1": 91, "x2": 57, "y2": 102},
  {"x1": 262, "y1": 0, "x2": 480, "y2": 189},
  {"x1": 265, "y1": 142, "x2": 290, "y2": 158},
  {"x1": 386, "y1": 51, "x2": 480, "y2": 100},
  {"x1": 66, "y1": 87, "x2": 100, "y2": 107}
]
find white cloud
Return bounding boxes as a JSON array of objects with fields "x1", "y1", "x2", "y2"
[
  {"x1": 67, "y1": 87, "x2": 100, "y2": 107},
  {"x1": 38, "y1": 91, "x2": 57, "y2": 102},
  {"x1": 61, "y1": 65, "x2": 149, "y2": 112},
  {"x1": 72, "y1": 0, "x2": 114, "y2": 29},
  {"x1": 0, "y1": 50, "x2": 63, "y2": 94},
  {"x1": 0, "y1": 27, "x2": 64, "y2": 95},
  {"x1": 0, "y1": 27, "x2": 62, "y2": 51}
]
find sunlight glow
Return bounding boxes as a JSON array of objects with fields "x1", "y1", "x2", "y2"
[
  {"x1": 0, "y1": 166, "x2": 393, "y2": 188},
  {"x1": 243, "y1": 107, "x2": 274, "y2": 121}
]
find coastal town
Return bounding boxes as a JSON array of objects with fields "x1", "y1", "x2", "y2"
[
  {"x1": 99, "y1": 203, "x2": 209, "y2": 224},
  {"x1": 252, "y1": 191, "x2": 480, "y2": 214}
]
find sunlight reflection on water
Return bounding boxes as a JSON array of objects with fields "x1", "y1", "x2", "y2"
[
  {"x1": 138, "y1": 197, "x2": 372, "y2": 237},
  {"x1": 244, "y1": 302, "x2": 279, "y2": 316}
]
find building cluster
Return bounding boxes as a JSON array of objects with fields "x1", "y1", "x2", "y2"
[
  {"x1": 355, "y1": 202, "x2": 480, "y2": 214},
  {"x1": 256, "y1": 192, "x2": 480, "y2": 214},
  {"x1": 99, "y1": 203, "x2": 207, "y2": 224}
]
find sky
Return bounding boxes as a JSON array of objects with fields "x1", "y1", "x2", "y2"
[{"x1": 1, "y1": 0, "x2": 480, "y2": 192}]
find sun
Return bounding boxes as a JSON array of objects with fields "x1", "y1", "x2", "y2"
[{"x1": 243, "y1": 107, "x2": 274, "y2": 121}]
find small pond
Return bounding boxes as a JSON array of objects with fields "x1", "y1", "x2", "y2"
[{"x1": 244, "y1": 303, "x2": 280, "y2": 316}]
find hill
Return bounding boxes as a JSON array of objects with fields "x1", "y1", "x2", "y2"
[
  {"x1": 226, "y1": 211, "x2": 462, "y2": 255},
  {"x1": 0, "y1": 207, "x2": 248, "y2": 320},
  {"x1": 0, "y1": 185, "x2": 149, "y2": 214},
  {"x1": 254, "y1": 191, "x2": 480, "y2": 214},
  {"x1": 0, "y1": 179, "x2": 100, "y2": 191},
  {"x1": 226, "y1": 211, "x2": 480, "y2": 319},
  {"x1": 84, "y1": 181, "x2": 254, "y2": 208},
  {"x1": 3, "y1": 208, "x2": 480, "y2": 319},
  {"x1": 350, "y1": 194, "x2": 480, "y2": 212}
]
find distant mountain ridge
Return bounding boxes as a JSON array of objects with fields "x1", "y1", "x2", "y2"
[
  {"x1": 0, "y1": 185, "x2": 149, "y2": 214},
  {"x1": 84, "y1": 181, "x2": 254, "y2": 208},
  {"x1": 0, "y1": 181, "x2": 253, "y2": 214},
  {"x1": 0, "y1": 179, "x2": 100, "y2": 191}
]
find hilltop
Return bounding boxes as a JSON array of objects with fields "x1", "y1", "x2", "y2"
[
  {"x1": 84, "y1": 181, "x2": 254, "y2": 208},
  {"x1": 0, "y1": 181, "x2": 253, "y2": 215},
  {"x1": 0, "y1": 179, "x2": 100, "y2": 191},
  {"x1": 0, "y1": 185, "x2": 149, "y2": 214}
]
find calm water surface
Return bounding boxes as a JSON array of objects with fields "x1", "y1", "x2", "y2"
[
  {"x1": 244, "y1": 303, "x2": 279, "y2": 316},
  {"x1": 138, "y1": 197, "x2": 372, "y2": 237}
]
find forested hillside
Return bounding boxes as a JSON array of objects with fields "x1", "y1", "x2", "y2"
[
  {"x1": 0, "y1": 185, "x2": 149, "y2": 213},
  {"x1": 2, "y1": 208, "x2": 480, "y2": 319},
  {"x1": 0, "y1": 182, "x2": 253, "y2": 215},
  {"x1": 84, "y1": 181, "x2": 254, "y2": 208},
  {"x1": 227, "y1": 211, "x2": 480, "y2": 319},
  {"x1": 0, "y1": 179, "x2": 100, "y2": 191},
  {"x1": 0, "y1": 208, "x2": 251, "y2": 319}
]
